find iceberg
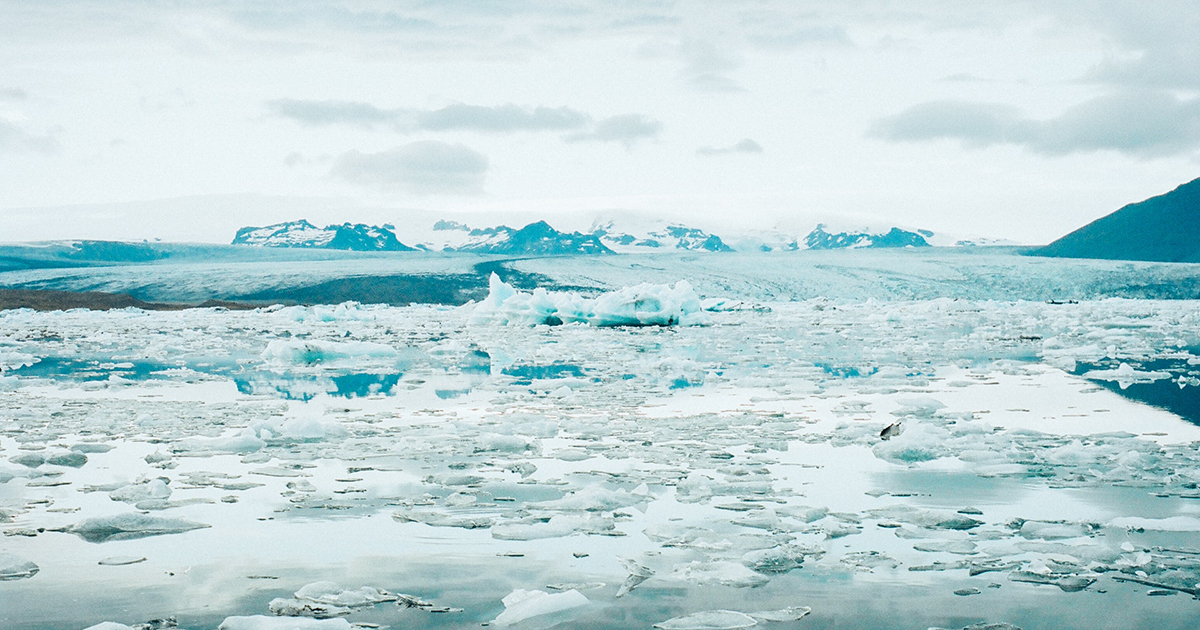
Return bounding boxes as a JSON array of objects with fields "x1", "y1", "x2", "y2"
[{"x1": 470, "y1": 274, "x2": 708, "y2": 327}]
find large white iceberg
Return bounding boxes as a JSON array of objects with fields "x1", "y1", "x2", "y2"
[{"x1": 471, "y1": 274, "x2": 708, "y2": 327}]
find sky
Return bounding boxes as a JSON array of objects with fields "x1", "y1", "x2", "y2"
[{"x1": 1, "y1": 0, "x2": 1198, "y2": 244}]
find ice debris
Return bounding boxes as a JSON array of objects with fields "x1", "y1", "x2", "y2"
[
  {"x1": 489, "y1": 589, "x2": 589, "y2": 627},
  {"x1": 471, "y1": 274, "x2": 708, "y2": 327}
]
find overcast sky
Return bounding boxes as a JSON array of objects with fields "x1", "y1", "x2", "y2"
[{"x1": 1, "y1": 0, "x2": 1198, "y2": 244}]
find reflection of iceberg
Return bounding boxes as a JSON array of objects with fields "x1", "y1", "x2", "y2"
[
  {"x1": 261, "y1": 340, "x2": 398, "y2": 365},
  {"x1": 471, "y1": 274, "x2": 708, "y2": 327},
  {"x1": 234, "y1": 372, "x2": 401, "y2": 400}
]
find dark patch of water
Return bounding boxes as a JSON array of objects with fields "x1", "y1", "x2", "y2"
[
  {"x1": 1075, "y1": 357, "x2": 1200, "y2": 425},
  {"x1": 234, "y1": 372, "x2": 402, "y2": 401},
  {"x1": 6, "y1": 356, "x2": 187, "y2": 381}
]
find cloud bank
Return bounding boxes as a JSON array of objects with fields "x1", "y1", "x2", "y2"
[
  {"x1": 268, "y1": 100, "x2": 659, "y2": 145},
  {"x1": 870, "y1": 90, "x2": 1200, "y2": 158}
]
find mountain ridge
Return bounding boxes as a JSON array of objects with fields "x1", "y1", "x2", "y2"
[{"x1": 1036, "y1": 177, "x2": 1200, "y2": 263}]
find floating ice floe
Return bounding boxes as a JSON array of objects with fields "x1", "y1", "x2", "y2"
[
  {"x1": 1109, "y1": 515, "x2": 1200, "y2": 531},
  {"x1": 488, "y1": 589, "x2": 588, "y2": 627},
  {"x1": 470, "y1": 274, "x2": 708, "y2": 327},
  {"x1": 293, "y1": 581, "x2": 398, "y2": 607},
  {"x1": 654, "y1": 610, "x2": 758, "y2": 630},
  {"x1": 0, "y1": 552, "x2": 38, "y2": 580},
  {"x1": 217, "y1": 616, "x2": 352, "y2": 630},
  {"x1": 98, "y1": 556, "x2": 147, "y2": 566},
  {"x1": 670, "y1": 561, "x2": 770, "y2": 588},
  {"x1": 67, "y1": 513, "x2": 211, "y2": 543},
  {"x1": 109, "y1": 478, "x2": 171, "y2": 503},
  {"x1": 177, "y1": 429, "x2": 267, "y2": 454},
  {"x1": 653, "y1": 607, "x2": 810, "y2": 630}
]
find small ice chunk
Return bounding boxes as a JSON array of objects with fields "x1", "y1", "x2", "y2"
[
  {"x1": 1018, "y1": 520, "x2": 1095, "y2": 540},
  {"x1": 653, "y1": 610, "x2": 759, "y2": 630},
  {"x1": 0, "y1": 552, "x2": 39, "y2": 580},
  {"x1": 68, "y1": 513, "x2": 211, "y2": 543},
  {"x1": 10, "y1": 452, "x2": 44, "y2": 468},
  {"x1": 82, "y1": 624, "x2": 134, "y2": 630},
  {"x1": 47, "y1": 451, "x2": 88, "y2": 468},
  {"x1": 489, "y1": 589, "x2": 588, "y2": 627},
  {"x1": 747, "y1": 607, "x2": 811, "y2": 622},
  {"x1": 671, "y1": 561, "x2": 769, "y2": 588},
  {"x1": 217, "y1": 616, "x2": 352, "y2": 630},
  {"x1": 177, "y1": 430, "x2": 267, "y2": 454},
  {"x1": 109, "y1": 478, "x2": 171, "y2": 503},
  {"x1": 616, "y1": 558, "x2": 654, "y2": 597},
  {"x1": 261, "y1": 339, "x2": 397, "y2": 365},
  {"x1": 491, "y1": 514, "x2": 615, "y2": 540},
  {"x1": 99, "y1": 556, "x2": 147, "y2": 566}
]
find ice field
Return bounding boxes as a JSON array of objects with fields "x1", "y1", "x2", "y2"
[{"x1": 4, "y1": 257, "x2": 1200, "y2": 629}]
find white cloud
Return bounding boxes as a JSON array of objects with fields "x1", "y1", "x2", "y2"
[{"x1": 870, "y1": 91, "x2": 1200, "y2": 158}]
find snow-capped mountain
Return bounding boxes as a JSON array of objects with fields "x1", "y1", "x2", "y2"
[
  {"x1": 591, "y1": 221, "x2": 733, "y2": 252},
  {"x1": 232, "y1": 220, "x2": 414, "y2": 251},
  {"x1": 452, "y1": 221, "x2": 612, "y2": 255},
  {"x1": 803, "y1": 224, "x2": 933, "y2": 249},
  {"x1": 232, "y1": 216, "x2": 1011, "y2": 256}
]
